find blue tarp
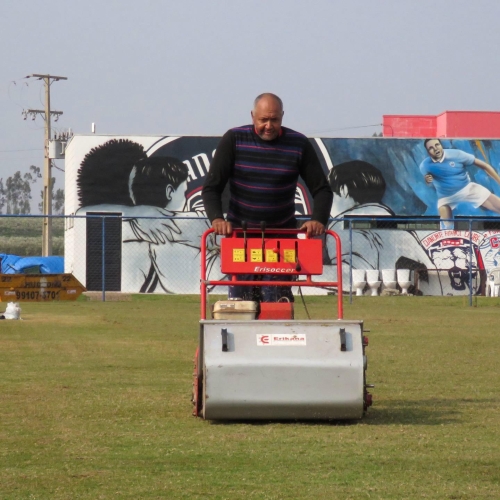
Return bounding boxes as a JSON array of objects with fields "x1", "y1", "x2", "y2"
[
  {"x1": 0, "y1": 254, "x2": 22, "y2": 273},
  {"x1": 0, "y1": 254, "x2": 64, "y2": 274}
]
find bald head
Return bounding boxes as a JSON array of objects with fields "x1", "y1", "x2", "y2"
[
  {"x1": 253, "y1": 93, "x2": 283, "y2": 112},
  {"x1": 251, "y1": 93, "x2": 284, "y2": 141}
]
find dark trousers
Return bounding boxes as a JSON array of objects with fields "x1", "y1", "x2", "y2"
[{"x1": 228, "y1": 274, "x2": 294, "y2": 302}]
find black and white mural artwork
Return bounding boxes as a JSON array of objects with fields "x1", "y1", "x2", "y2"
[{"x1": 65, "y1": 136, "x2": 500, "y2": 295}]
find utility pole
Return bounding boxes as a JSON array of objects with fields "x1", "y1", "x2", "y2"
[{"x1": 24, "y1": 74, "x2": 67, "y2": 256}]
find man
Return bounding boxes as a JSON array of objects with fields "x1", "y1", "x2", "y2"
[
  {"x1": 420, "y1": 139, "x2": 500, "y2": 229},
  {"x1": 202, "y1": 93, "x2": 333, "y2": 301}
]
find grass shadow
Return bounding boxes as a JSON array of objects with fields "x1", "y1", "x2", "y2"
[
  {"x1": 209, "y1": 419, "x2": 359, "y2": 427},
  {"x1": 362, "y1": 397, "x2": 499, "y2": 426},
  {"x1": 206, "y1": 398, "x2": 499, "y2": 426}
]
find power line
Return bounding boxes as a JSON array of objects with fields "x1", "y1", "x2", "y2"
[
  {"x1": 8, "y1": 80, "x2": 28, "y2": 109},
  {"x1": 307, "y1": 123, "x2": 382, "y2": 134},
  {"x1": 52, "y1": 163, "x2": 65, "y2": 173}
]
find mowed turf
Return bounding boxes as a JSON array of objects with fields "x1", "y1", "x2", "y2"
[{"x1": 1, "y1": 295, "x2": 499, "y2": 499}]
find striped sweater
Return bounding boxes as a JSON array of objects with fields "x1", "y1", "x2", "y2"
[{"x1": 202, "y1": 125, "x2": 332, "y2": 228}]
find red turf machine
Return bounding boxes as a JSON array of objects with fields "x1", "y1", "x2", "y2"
[{"x1": 192, "y1": 225, "x2": 373, "y2": 420}]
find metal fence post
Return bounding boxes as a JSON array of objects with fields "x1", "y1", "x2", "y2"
[
  {"x1": 468, "y1": 219, "x2": 473, "y2": 307},
  {"x1": 349, "y1": 219, "x2": 353, "y2": 304},
  {"x1": 102, "y1": 215, "x2": 106, "y2": 302}
]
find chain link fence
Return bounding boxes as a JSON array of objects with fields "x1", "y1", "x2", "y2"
[{"x1": 2, "y1": 214, "x2": 500, "y2": 303}]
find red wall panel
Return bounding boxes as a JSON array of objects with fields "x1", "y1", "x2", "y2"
[{"x1": 383, "y1": 111, "x2": 500, "y2": 138}]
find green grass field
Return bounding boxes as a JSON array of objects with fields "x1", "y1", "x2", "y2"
[{"x1": 1, "y1": 295, "x2": 499, "y2": 499}]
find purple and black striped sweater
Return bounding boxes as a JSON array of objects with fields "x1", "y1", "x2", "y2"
[{"x1": 202, "y1": 125, "x2": 332, "y2": 228}]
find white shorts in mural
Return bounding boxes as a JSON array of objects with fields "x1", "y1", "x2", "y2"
[{"x1": 437, "y1": 182, "x2": 490, "y2": 210}]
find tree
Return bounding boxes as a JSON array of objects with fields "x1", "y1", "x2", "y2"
[
  {"x1": 0, "y1": 166, "x2": 40, "y2": 214},
  {"x1": 39, "y1": 176, "x2": 65, "y2": 215},
  {"x1": 0, "y1": 165, "x2": 64, "y2": 215},
  {"x1": 53, "y1": 188, "x2": 65, "y2": 215},
  {"x1": 6, "y1": 172, "x2": 30, "y2": 214}
]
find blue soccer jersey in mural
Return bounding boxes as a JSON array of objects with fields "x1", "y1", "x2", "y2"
[{"x1": 419, "y1": 149, "x2": 475, "y2": 199}]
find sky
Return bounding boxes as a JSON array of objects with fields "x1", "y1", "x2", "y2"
[{"x1": 1, "y1": 0, "x2": 500, "y2": 210}]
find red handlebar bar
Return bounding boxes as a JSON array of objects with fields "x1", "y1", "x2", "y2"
[{"x1": 200, "y1": 228, "x2": 343, "y2": 320}]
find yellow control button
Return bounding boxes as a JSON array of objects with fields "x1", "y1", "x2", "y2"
[
  {"x1": 233, "y1": 249, "x2": 245, "y2": 262},
  {"x1": 266, "y1": 249, "x2": 278, "y2": 262},
  {"x1": 283, "y1": 249, "x2": 296, "y2": 263},
  {"x1": 250, "y1": 249, "x2": 263, "y2": 262}
]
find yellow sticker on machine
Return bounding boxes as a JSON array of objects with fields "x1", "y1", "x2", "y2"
[
  {"x1": 265, "y1": 249, "x2": 278, "y2": 262},
  {"x1": 233, "y1": 249, "x2": 245, "y2": 262},
  {"x1": 250, "y1": 249, "x2": 263, "y2": 262},
  {"x1": 283, "y1": 249, "x2": 296, "y2": 263}
]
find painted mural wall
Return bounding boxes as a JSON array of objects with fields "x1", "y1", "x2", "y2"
[{"x1": 64, "y1": 135, "x2": 500, "y2": 295}]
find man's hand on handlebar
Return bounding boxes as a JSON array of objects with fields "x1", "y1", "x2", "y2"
[
  {"x1": 213, "y1": 218, "x2": 324, "y2": 237},
  {"x1": 300, "y1": 220, "x2": 325, "y2": 237},
  {"x1": 212, "y1": 218, "x2": 233, "y2": 236}
]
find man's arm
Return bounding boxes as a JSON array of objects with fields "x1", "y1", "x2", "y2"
[
  {"x1": 202, "y1": 130, "x2": 235, "y2": 235},
  {"x1": 474, "y1": 158, "x2": 500, "y2": 185},
  {"x1": 298, "y1": 141, "x2": 333, "y2": 236}
]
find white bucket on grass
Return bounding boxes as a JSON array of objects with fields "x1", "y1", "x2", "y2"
[{"x1": 3, "y1": 302, "x2": 21, "y2": 320}]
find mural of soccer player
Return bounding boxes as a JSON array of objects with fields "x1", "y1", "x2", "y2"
[
  {"x1": 420, "y1": 139, "x2": 500, "y2": 229},
  {"x1": 324, "y1": 160, "x2": 434, "y2": 291}
]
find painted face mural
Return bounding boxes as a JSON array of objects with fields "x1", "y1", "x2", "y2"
[
  {"x1": 145, "y1": 136, "x2": 219, "y2": 212},
  {"x1": 424, "y1": 139, "x2": 444, "y2": 161},
  {"x1": 420, "y1": 231, "x2": 484, "y2": 294}
]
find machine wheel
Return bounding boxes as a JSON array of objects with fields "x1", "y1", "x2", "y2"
[
  {"x1": 191, "y1": 348, "x2": 203, "y2": 417},
  {"x1": 362, "y1": 335, "x2": 373, "y2": 412}
]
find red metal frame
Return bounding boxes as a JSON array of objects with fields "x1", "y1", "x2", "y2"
[{"x1": 200, "y1": 228, "x2": 343, "y2": 320}]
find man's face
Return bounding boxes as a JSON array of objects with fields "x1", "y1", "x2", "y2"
[
  {"x1": 251, "y1": 96, "x2": 283, "y2": 141},
  {"x1": 425, "y1": 139, "x2": 444, "y2": 161}
]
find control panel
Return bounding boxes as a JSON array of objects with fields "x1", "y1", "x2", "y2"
[{"x1": 220, "y1": 234, "x2": 323, "y2": 275}]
